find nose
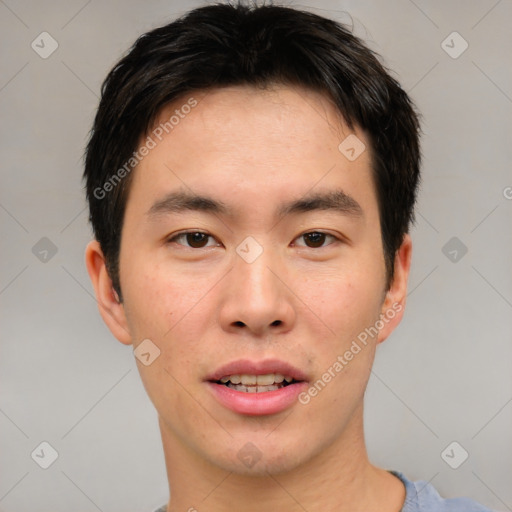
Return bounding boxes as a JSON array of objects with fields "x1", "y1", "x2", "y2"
[{"x1": 217, "y1": 244, "x2": 296, "y2": 337}]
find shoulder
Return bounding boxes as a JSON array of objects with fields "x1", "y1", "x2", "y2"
[
  {"x1": 389, "y1": 471, "x2": 497, "y2": 512},
  {"x1": 152, "y1": 473, "x2": 498, "y2": 512}
]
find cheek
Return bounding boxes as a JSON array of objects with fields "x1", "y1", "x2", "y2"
[
  {"x1": 122, "y1": 263, "x2": 219, "y2": 388},
  {"x1": 123, "y1": 261, "x2": 209, "y2": 337},
  {"x1": 121, "y1": 266, "x2": 211, "y2": 415},
  {"x1": 299, "y1": 266, "x2": 384, "y2": 343}
]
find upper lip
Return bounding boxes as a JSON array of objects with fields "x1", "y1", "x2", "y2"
[{"x1": 206, "y1": 358, "x2": 309, "y2": 382}]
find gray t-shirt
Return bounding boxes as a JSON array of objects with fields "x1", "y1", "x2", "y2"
[
  {"x1": 152, "y1": 469, "x2": 498, "y2": 511},
  {"x1": 389, "y1": 470, "x2": 497, "y2": 511}
]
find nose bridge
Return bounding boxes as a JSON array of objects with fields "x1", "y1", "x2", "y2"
[
  {"x1": 235, "y1": 238, "x2": 279, "y2": 304},
  {"x1": 219, "y1": 236, "x2": 295, "y2": 334}
]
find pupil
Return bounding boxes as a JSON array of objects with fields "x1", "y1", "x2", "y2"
[
  {"x1": 187, "y1": 232, "x2": 207, "y2": 248},
  {"x1": 306, "y1": 232, "x2": 325, "y2": 247}
]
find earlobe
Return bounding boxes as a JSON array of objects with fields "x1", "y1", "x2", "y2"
[
  {"x1": 377, "y1": 234, "x2": 412, "y2": 344},
  {"x1": 85, "y1": 240, "x2": 132, "y2": 345}
]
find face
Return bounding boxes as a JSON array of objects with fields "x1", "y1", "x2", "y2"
[{"x1": 87, "y1": 84, "x2": 411, "y2": 476}]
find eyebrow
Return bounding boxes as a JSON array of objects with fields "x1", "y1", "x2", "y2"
[{"x1": 147, "y1": 188, "x2": 363, "y2": 220}]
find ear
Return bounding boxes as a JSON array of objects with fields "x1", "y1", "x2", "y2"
[
  {"x1": 85, "y1": 240, "x2": 132, "y2": 345},
  {"x1": 377, "y1": 234, "x2": 412, "y2": 344}
]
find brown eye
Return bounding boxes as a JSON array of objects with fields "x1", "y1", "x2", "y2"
[
  {"x1": 303, "y1": 232, "x2": 326, "y2": 247},
  {"x1": 168, "y1": 231, "x2": 216, "y2": 248},
  {"x1": 185, "y1": 232, "x2": 210, "y2": 248},
  {"x1": 295, "y1": 231, "x2": 338, "y2": 248}
]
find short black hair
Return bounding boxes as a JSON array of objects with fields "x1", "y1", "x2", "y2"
[{"x1": 84, "y1": 2, "x2": 421, "y2": 298}]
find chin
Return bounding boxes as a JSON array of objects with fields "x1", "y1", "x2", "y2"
[{"x1": 206, "y1": 436, "x2": 314, "y2": 477}]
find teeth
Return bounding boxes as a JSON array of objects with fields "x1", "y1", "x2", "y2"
[
  {"x1": 258, "y1": 385, "x2": 278, "y2": 392},
  {"x1": 256, "y1": 374, "x2": 274, "y2": 386},
  {"x1": 241, "y1": 374, "x2": 257, "y2": 385},
  {"x1": 219, "y1": 373, "x2": 294, "y2": 386},
  {"x1": 226, "y1": 383, "x2": 281, "y2": 393}
]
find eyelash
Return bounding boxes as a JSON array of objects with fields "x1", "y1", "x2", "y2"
[{"x1": 166, "y1": 230, "x2": 340, "y2": 249}]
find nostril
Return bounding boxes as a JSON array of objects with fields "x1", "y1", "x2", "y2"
[{"x1": 271, "y1": 320, "x2": 282, "y2": 326}]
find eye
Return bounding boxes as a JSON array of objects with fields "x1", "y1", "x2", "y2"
[
  {"x1": 167, "y1": 231, "x2": 218, "y2": 249},
  {"x1": 294, "y1": 231, "x2": 339, "y2": 248}
]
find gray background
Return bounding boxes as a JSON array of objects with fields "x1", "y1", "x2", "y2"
[{"x1": 1, "y1": 0, "x2": 511, "y2": 511}]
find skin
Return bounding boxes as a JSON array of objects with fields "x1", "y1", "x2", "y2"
[{"x1": 86, "y1": 84, "x2": 412, "y2": 511}]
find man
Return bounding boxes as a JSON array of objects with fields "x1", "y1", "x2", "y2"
[{"x1": 83, "y1": 3, "x2": 497, "y2": 511}]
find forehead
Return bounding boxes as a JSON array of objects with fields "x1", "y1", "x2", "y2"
[
  {"x1": 128, "y1": 84, "x2": 376, "y2": 217},
  {"x1": 151, "y1": 84, "x2": 352, "y2": 155}
]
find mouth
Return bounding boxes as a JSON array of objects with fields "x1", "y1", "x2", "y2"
[
  {"x1": 205, "y1": 359, "x2": 309, "y2": 415},
  {"x1": 214, "y1": 373, "x2": 300, "y2": 393}
]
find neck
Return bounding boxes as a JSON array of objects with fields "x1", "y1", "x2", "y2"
[{"x1": 159, "y1": 403, "x2": 405, "y2": 512}]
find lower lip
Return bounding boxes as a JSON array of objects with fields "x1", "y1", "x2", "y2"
[{"x1": 206, "y1": 381, "x2": 308, "y2": 416}]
